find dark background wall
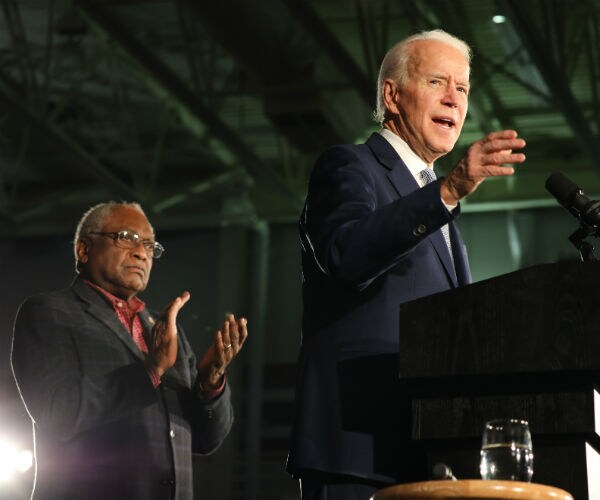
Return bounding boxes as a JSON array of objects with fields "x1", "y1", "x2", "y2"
[
  {"x1": 0, "y1": 0, "x2": 597, "y2": 497},
  {"x1": 0, "y1": 220, "x2": 304, "y2": 499},
  {"x1": 0, "y1": 206, "x2": 582, "y2": 499}
]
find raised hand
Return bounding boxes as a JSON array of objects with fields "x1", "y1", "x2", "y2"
[
  {"x1": 441, "y1": 130, "x2": 526, "y2": 205},
  {"x1": 197, "y1": 314, "x2": 248, "y2": 391},
  {"x1": 145, "y1": 291, "x2": 191, "y2": 377}
]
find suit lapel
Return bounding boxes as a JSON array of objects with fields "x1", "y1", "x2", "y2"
[
  {"x1": 449, "y1": 222, "x2": 472, "y2": 285},
  {"x1": 71, "y1": 278, "x2": 145, "y2": 360},
  {"x1": 426, "y1": 224, "x2": 457, "y2": 287},
  {"x1": 366, "y1": 133, "x2": 419, "y2": 197},
  {"x1": 366, "y1": 133, "x2": 459, "y2": 287},
  {"x1": 138, "y1": 309, "x2": 156, "y2": 350}
]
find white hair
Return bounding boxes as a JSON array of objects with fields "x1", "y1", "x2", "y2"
[
  {"x1": 73, "y1": 201, "x2": 150, "y2": 271},
  {"x1": 373, "y1": 29, "x2": 472, "y2": 124}
]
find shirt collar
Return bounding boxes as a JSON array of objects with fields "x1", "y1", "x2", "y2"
[
  {"x1": 378, "y1": 128, "x2": 434, "y2": 186},
  {"x1": 84, "y1": 279, "x2": 146, "y2": 314}
]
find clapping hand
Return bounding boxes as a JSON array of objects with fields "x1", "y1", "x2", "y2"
[
  {"x1": 197, "y1": 314, "x2": 248, "y2": 391},
  {"x1": 145, "y1": 291, "x2": 191, "y2": 377}
]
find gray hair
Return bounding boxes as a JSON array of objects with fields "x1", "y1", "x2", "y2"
[
  {"x1": 73, "y1": 201, "x2": 150, "y2": 271},
  {"x1": 373, "y1": 29, "x2": 472, "y2": 124}
]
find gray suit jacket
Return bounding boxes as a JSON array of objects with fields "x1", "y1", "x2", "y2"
[{"x1": 11, "y1": 277, "x2": 233, "y2": 500}]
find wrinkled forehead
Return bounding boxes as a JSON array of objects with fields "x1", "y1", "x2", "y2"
[
  {"x1": 103, "y1": 206, "x2": 155, "y2": 236},
  {"x1": 407, "y1": 39, "x2": 470, "y2": 80}
]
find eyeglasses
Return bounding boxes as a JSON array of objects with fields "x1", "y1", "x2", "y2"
[{"x1": 88, "y1": 230, "x2": 165, "y2": 259}]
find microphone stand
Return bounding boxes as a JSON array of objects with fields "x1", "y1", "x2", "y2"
[{"x1": 569, "y1": 224, "x2": 598, "y2": 262}]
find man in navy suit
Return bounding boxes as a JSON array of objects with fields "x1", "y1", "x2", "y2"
[
  {"x1": 11, "y1": 201, "x2": 248, "y2": 500},
  {"x1": 287, "y1": 29, "x2": 526, "y2": 499}
]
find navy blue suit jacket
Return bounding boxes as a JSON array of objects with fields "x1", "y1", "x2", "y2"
[
  {"x1": 11, "y1": 277, "x2": 233, "y2": 500},
  {"x1": 288, "y1": 133, "x2": 471, "y2": 484}
]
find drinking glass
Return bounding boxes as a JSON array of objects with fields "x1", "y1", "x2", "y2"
[{"x1": 479, "y1": 418, "x2": 534, "y2": 481}]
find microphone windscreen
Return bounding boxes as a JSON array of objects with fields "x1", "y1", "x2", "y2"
[
  {"x1": 432, "y1": 462, "x2": 453, "y2": 480},
  {"x1": 545, "y1": 171, "x2": 581, "y2": 206}
]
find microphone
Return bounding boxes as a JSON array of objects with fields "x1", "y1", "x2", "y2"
[
  {"x1": 545, "y1": 171, "x2": 600, "y2": 227},
  {"x1": 432, "y1": 462, "x2": 457, "y2": 480}
]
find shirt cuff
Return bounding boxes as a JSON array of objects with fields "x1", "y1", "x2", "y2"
[
  {"x1": 442, "y1": 199, "x2": 458, "y2": 212},
  {"x1": 198, "y1": 376, "x2": 226, "y2": 401},
  {"x1": 146, "y1": 366, "x2": 161, "y2": 388}
]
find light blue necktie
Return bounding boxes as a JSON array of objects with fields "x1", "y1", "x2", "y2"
[{"x1": 418, "y1": 168, "x2": 454, "y2": 262}]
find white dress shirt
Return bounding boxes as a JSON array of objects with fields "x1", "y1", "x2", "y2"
[{"x1": 378, "y1": 128, "x2": 457, "y2": 211}]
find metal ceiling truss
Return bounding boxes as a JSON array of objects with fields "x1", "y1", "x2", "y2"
[
  {"x1": 0, "y1": 0, "x2": 599, "y2": 234},
  {"x1": 0, "y1": 0, "x2": 41, "y2": 110},
  {"x1": 0, "y1": 81, "x2": 139, "y2": 194},
  {"x1": 501, "y1": 0, "x2": 600, "y2": 173},
  {"x1": 77, "y1": 1, "x2": 301, "y2": 210},
  {"x1": 0, "y1": 0, "x2": 145, "y2": 231},
  {"x1": 282, "y1": 0, "x2": 373, "y2": 106}
]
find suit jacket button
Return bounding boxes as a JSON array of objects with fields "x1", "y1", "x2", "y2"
[
  {"x1": 169, "y1": 429, "x2": 175, "y2": 438},
  {"x1": 413, "y1": 224, "x2": 427, "y2": 236}
]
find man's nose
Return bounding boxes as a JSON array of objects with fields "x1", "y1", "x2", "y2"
[
  {"x1": 441, "y1": 85, "x2": 460, "y2": 107},
  {"x1": 132, "y1": 243, "x2": 148, "y2": 260}
]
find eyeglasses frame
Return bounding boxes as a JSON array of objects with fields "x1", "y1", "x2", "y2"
[{"x1": 87, "y1": 230, "x2": 165, "y2": 259}]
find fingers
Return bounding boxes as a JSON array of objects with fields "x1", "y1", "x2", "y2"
[
  {"x1": 487, "y1": 165, "x2": 514, "y2": 176},
  {"x1": 481, "y1": 151, "x2": 524, "y2": 169},
  {"x1": 220, "y1": 314, "x2": 248, "y2": 358},
  {"x1": 237, "y1": 317, "x2": 249, "y2": 347},
  {"x1": 479, "y1": 131, "x2": 526, "y2": 166},
  {"x1": 197, "y1": 314, "x2": 248, "y2": 389},
  {"x1": 213, "y1": 314, "x2": 248, "y2": 373},
  {"x1": 169, "y1": 291, "x2": 191, "y2": 315},
  {"x1": 165, "y1": 291, "x2": 191, "y2": 333},
  {"x1": 480, "y1": 140, "x2": 526, "y2": 155},
  {"x1": 442, "y1": 130, "x2": 526, "y2": 205},
  {"x1": 148, "y1": 292, "x2": 190, "y2": 375},
  {"x1": 484, "y1": 129, "x2": 520, "y2": 141}
]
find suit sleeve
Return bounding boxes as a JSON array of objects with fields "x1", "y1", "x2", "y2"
[
  {"x1": 301, "y1": 146, "x2": 454, "y2": 289},
  {"x1": 11, "y1": 295, "x2": 158, "y2": 442},
  {"x1": 176, "y1": 328, "x2": 234, "y2": 455}
]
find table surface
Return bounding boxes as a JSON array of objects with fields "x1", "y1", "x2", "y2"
[{"x1": 370, "y1": 480, "x2": 574, "y2": 500}]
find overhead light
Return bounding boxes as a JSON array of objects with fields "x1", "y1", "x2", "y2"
[{"x1": 492, "y1": 15, "x2": 507, "y2": 24}]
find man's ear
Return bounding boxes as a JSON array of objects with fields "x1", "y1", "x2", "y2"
[
  {"x1": 76, "y1": 239, "x2": 89, "y2": 266},
  {"x1": 382, "y1": 78, "x2": 401, "y2": 116}
]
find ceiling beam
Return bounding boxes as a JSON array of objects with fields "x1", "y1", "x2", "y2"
[
  {"x1": 0, "y1": 79, "x2": 139, "y2": 201},
  {"x1": 501, "y1": 0, "x2": 600, "y2": 173},
  {"x1": 151, "y1": 169, "x2": 252, "y2": 214},
  {"x1": 281, "y1": 0, "x2": 373, "y2": 105},
  {"x1": 180, "y1": 0, "x2": 347, "y2": 154},
  {"x1": 0, "y1": 0, "x2": 41, "y2": 109},
  {"x1": 77, "y1": 0, "x2": 302, "y2": 210}
]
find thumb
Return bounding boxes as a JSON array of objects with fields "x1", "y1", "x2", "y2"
[{"x1": 166, "y1": 291, "x2": 191, "y2": 330}]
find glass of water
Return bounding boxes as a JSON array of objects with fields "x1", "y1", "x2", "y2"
[{"x1": 480, "y1": 418, "x2": 534, "y2": 482}]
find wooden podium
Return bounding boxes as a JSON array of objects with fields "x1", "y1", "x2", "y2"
[
  {"x1": 372, "y1": 480, "x2": 573, "y2": 499},
  {"x1": 397, "y1": 261, "x2": 600, "y2": 499}
]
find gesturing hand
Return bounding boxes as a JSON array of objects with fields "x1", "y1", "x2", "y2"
[
  {"x1": 197, "y1": 314, "x2": 248, "y2": 391},
  {"x1": 145, "y1": 291, "x2": 191, "y2": 378},
  {"x1": 441, "y1": 130, "x2": 526, "y2": 205}
]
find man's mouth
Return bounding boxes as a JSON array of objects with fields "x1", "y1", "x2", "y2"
[
  {"x1": 126, "y1": 266, "x2": 146, "y2": 277},
  {"x1": 432, "y1": 117, "x2": 455, "y2": 128}
]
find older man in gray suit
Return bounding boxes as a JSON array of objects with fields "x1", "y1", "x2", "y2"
[{"x1": 11, "y1": 201, "x2": 248, "y2": 500}]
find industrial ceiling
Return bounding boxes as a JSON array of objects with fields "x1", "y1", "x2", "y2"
[{"x1": 1, "y1": 0, "x2": 599, "y2": 236}]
